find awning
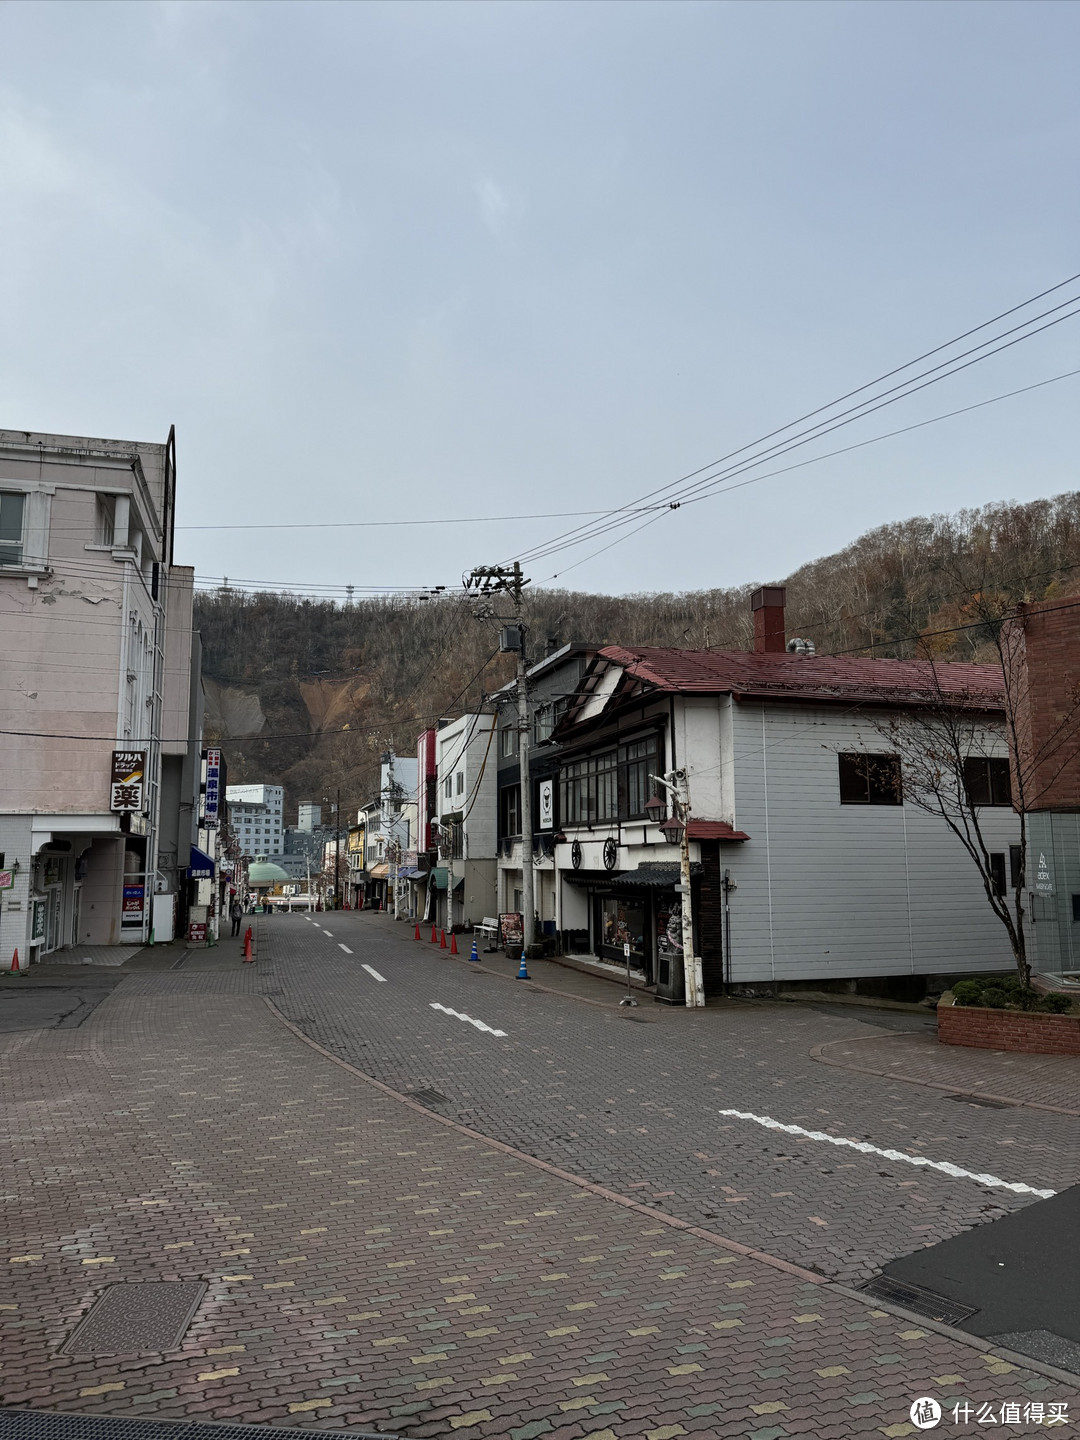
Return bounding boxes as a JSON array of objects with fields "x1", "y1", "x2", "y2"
[
  {"x1": 430, "y1": 866, "x2": 449, "y2": 891},
  {"x1": 610, "y1": 862, "x2": 701, "y2": 889},
  {"x1": 187, "y1": 845, "x2": 215, "y2": 880},
  {"x1": 370, "y1": 863, "x2": 389, "y2": 879},
  {"x1": 686, "y1": 820, "x2": 750, "y2": 841},
  {"x1": 398, "y1": 867, "x2": 425, "y2": 880},
  {"x1": 452, "y1": 875, "x2": 465, "y2": 892}
]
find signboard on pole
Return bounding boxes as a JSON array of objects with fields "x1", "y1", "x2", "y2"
[
  {"x1": 203, "y1": 748, "x2": 222, "y2": 829},
  {"x1": 538, "y1": 778, "x2": 554, "y2": 829},
  {"x1": 110, "y1": 751, "x2": 146, "y2": 813}
]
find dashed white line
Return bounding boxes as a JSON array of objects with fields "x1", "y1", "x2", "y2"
[
  {"x1": 430, "y1": 1001, "x2": 506, "y2": 1038},
  {"x1": 339, "y1": 944, "x2": 353, "y2": 954},
  {"x1": 362, "y1": 964, "x2": 387, "y2": 982},
  {"x1": 718, "y1": 1108, "x2": 1056, "y2": 1199},
  {"x1": 323, "y1": 929, "x2": 333, "y2": 936}
]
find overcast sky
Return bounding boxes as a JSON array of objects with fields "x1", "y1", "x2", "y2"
[{"x1": 2, "y1": 0, "x2": 1078, "y2": 599}]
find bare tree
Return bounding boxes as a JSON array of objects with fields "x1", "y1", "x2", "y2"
[{"x1": 871, "y1": 599, "x2": 1080, "y2": 989}]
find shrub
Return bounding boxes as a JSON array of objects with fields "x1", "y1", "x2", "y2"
[
  {"x1": 951, "y1": 979, "x2": 985, "y2": 1006},
  {"x1": 980, "y1": 986, "x2": 1008, "y2": 1009},
  {"x1": 1042, "y1": 992, "x2": 1072, "y2": 1014}
]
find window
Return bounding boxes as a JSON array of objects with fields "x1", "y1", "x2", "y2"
[
  {"x1": 838, "y1": 752, "x2": 902, "y2": 805},
  {"x1": 500, "y1": 725, "x2": 518, "y2": 758},
  {"x1": 499, "y1": 784, "x2": 522, "y2": 838},
  {"x1": 559, "y1": 734, "x2": 659, "y2": 824},
  {"x1": 456, "y1": 771, "x2": 464, "y2": 795},
  {"x1": 0, "y1": 491, "x2": 25, "y2": 566},
  {"x1": 1072, "y1": 895, "x2": 1080, "y2": 924},
  {"x1": 95, "y1": 495, "x2": 115, "y2": 546},
  {"x1": 444, "y1": 776, "x2": 452, "y2": 799},
  {"x1": 963, "y1": 756, "x2": 1013, "y2": 807},
  {"x1": 534, "y1": 705, "x2": 553, "y2": 744},
  {"x1": 989, "y1": 852, "x2": 1007, "y2": 898}
]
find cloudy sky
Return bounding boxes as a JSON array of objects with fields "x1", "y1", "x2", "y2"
[{"x1": 2, "y1": 0, "x2": 1078, "y2": 598}]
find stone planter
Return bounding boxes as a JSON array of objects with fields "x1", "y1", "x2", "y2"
[{"x1": 938, "y1": 994, "x2": 1080, "y2": 1056}]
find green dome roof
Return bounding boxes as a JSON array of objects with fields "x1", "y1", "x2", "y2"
[{"x1": 247, "y1": 861, "x2": 291, "y2": 885}]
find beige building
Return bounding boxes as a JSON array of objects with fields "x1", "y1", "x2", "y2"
[{"x1": 0, "y1": 427, "x2": 204, "y2": 966}]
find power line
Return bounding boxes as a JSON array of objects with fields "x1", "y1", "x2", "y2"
[{"x1": 510, "y1": 285, "x2": 1080, "y2": 569}]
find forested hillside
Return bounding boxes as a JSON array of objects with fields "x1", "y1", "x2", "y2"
[{"x1": 194, "y1": 493, "x2": 1080, "y2": 820}]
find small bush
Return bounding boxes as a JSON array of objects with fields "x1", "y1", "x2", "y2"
[
  {"x1": 951, "y1": 979, "x2": 985, "y2": 1006},
  {"x1": 980, "y1": 986, "x2": 1008, "y2": 1009},
  {"x1": 1042, "y1": 992, "x2": 1072, "y2": 1014}
]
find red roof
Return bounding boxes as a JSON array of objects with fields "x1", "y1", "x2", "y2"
[
  {"x1": 596, "y1": 646, "x2": 1004, "y2": 710},
  {"x1": 686, "y1": 820, "x2": 750, "y2": 841}
]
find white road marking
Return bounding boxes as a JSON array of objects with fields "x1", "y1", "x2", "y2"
[
  {"x1": 430, "y1": 1001, "x2": 506, "y2": 1037},
  {"x1": 339, "y1": 944, "x2": 353, "y2": 954},
  {"x1": 323, "y1": 929, "x2": 333, "y2": 936},
  {"x1": 362, "y1": 964, "x2": 387, "y2": 982},
  {"x1": 718, "y1": 1109, "x2": 1055, "y2": 1199}
]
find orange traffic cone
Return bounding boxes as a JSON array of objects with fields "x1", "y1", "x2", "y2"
[
  {"x1": 450, "y1": 932, "x2": 458, "y2": 955},
  {"x1": 243, "y1": 928, "x2": 254, "y2": 963},
  {"x1": 439, "y1": 929, "x2": 447, "y2": 949},
  {"x1": 10, "y1": 948, "x2": 20, "y2": 974},
  {"x1": 430, "y1": 924, "x2": 438, "y2": 943},
  {"x1": 414, "y1": 923, "x2": 421, "y2": 941}
]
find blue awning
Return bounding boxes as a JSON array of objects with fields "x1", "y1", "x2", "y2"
[
  {"x1": 398, "y1": 867, "x2": 425, "y2": 880},
  {"x1": 188, "y1": 845, "x2": 216, "y2": 879}
]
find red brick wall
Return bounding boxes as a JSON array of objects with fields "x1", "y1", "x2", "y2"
[
  {"x1": 1006, "y1": 598, "x2": 1080, "y2": 810},
  {"x1": 938, "y1": 1000, "x2": 1080, "y2": 1056}
]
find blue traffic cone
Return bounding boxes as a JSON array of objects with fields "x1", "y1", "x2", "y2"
[
  {"x1": 469, "y1": 939, "x2": 480, "y2": 963},
  {"x1": 516, "y1": 950, "x2": 530, "y2": 980}
]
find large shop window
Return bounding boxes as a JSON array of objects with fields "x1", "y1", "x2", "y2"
[
  {"x1": 601, "y1": 897, "x2": 645, "y2": 967},
  {"x1": 561, "y1": 734, "x2": 659, "y2": 824}
]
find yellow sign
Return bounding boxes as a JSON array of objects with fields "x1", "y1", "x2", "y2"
[{"x1": 347, "y1": 826, "x2": 365, "y2": 855}]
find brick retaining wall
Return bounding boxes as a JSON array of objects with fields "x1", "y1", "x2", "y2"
[{"x1": 938, "y1": 998, "x2": 1080, "y2": 1055}]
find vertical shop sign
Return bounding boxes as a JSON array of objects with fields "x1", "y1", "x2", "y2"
[
  {"x1": 110, "y1": 751, "x2": 146, "y2": 812},
  {"x1": 203, "y1": 748, "x2": 221, "y2": 829}
]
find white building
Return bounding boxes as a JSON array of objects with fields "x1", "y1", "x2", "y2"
[
  {"x1": 226, "y1": 784, "x2": 284, "y2": 858},
  {"x1": 549, "y1": 588, "x2": 1019, "y2": 1000},
  {"x1": 432, "y1": 714, "x2": 496, "y2": 929}
]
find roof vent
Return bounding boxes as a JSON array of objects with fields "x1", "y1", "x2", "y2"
[{"x1": 786, "y1": 637, "x2": 816, "y2": 656}]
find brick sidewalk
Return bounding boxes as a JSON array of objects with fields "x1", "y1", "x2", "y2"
[
  {"x1": 813, "y1": 1030, "x2": 1080, "y2": 1116},
  {"x1": 1, "y1": 971, "x2": 1073, "y2": 1436}
]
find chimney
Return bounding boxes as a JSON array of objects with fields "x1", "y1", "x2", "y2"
[{"x1": 751, "y1": 586, "x2": 786, "y2": 655}]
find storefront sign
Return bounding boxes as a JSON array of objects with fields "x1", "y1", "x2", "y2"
[
  {"x1": 538, "y1": 778, "x2": 554, "y2": 830},
  {"x1": 31, "y1": 898, "x2": 46, "y2": 943},
  {"x1": 110, "y1": 750, "x2": 146, "y2": 813},
  {"x1": 121, "y1": 884, "x2": 145, "y2": 927},
  {"x1": 0, "y1": 870, "x2": 13, "y2": 891},
  {"x1": 499, "y1": 912, "x2": 523, "y2": 948},
  {"x1": 203, "y1": 748, "x2": 222, "y2": 829},
  {"x1": 1035, "y1": 851, "x2": 1054, "y2": 894},
  {"x1": 188, "y1": 921, "x2": 207, "y2": 944}
]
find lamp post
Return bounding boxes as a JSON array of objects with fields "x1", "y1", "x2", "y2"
[{"x1": 648, "y1": 772, "x2": 705, "y2": 1008}]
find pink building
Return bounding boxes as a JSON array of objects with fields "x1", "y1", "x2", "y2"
[{"x1": 0, "y1": 427, "x2": 204, "y2": 966}]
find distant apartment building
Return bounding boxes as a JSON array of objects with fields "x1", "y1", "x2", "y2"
[
  {"x1": 297, "y1": 801, "x2": 322, "y2": 832},
  {"x1": 226, "y1": 784, "x2": 284, "y2": 857},
  {"x1": 0, "y1": 426, "x2": 207, "y2": 964}
]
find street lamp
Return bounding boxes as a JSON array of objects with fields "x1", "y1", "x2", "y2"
[{"x1": 658, "y1": 814, "x2": 685, "y2": 846}]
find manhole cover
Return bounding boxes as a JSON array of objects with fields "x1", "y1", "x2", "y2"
[
  {"x1": 860, "y1": 1274, "x2": 977, "y2": 1326},
  {"x1": 409, "y1": 1087, "x2": 449, "y2": 1108},
  {"x1": 61, "y1": 1281, "x2": 207, "y2": 1355},
  {"x1": 944, "y1": 1092, "x2": 1013, "y2": 1110}
]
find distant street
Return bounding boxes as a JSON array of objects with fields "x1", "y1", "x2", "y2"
[{"x1": 2, "y1": 916, "x2": 1078, "y2": 1437}]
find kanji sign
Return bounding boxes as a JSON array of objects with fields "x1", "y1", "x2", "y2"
[
  {"x1": 203, "y1": 747, "x2": 222, "y2": 829},
  {"x1": 110, "y1": 751, "x2": 146, "y2": 812}
]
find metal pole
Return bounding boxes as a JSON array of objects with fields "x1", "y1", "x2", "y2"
[
  {"x1": 620, "y1": 939, "x2": 638, "y2": 1007},
  {"x1": 334, "y1": 787, "x2": 340, "y2": 911},
  {"x1": 517, "y1": 628, "x2": 536, "y2": 955}
]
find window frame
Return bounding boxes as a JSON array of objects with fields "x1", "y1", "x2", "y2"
[
  {"x1": 963, "y1": 756, "x2": 1013, "y2": 808},
  {"x1": 0, "y1": 490, "x2": 26, "y2": 567},
  {"x1": 837, "y1": 752, "x2": 903, "y2": 806}
]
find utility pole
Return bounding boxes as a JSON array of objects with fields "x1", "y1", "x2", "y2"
[
  {"x1": 465, "y1": 561, "x2": 535, "y2": 954},
  {"x1": 335, "y1": 786, "x2": 340, "y2": 911},
  {"x1": 652, "y1": 768, "x2": 705, "y2": 1007}
]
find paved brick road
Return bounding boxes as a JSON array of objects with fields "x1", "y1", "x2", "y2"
[
  {"x1": 265, "y1": 913, "x2": 1080, "y2": 1286},
  {"x1": 0, "y1": 917, "x2": 1076, "y2": 1437}
]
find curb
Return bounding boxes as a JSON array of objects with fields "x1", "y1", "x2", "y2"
[{"x1": 810, "y1": 1033, "x2": 1080, "y2": 1118}]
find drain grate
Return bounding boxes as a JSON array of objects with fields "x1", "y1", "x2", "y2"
[
  {"x1": 860, "y1": 1274, "x2": 977, "y2": 1326},
  {"x1": 61, "y1": 1282, "x2": 207, "y2": 1356},
  {"x1": 0, "y1": 1410, "x2": 400, "y2": 1439},
  {"x1": 409, "y1": 1087, "x2": 449, "y2": 1108},
  {"x1": 945, "y1": 1092, "x2": 1014, "y2": 1110}
]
